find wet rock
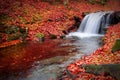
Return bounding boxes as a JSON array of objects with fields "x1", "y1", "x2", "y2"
[
  {"x1": 110, "y1": 11, "x2": 120, "y2": 25},
  {"x1": 62, "y1": 16, "x2": 81, "y2": 34},
  {"x1": 67, "y1": 16, "x2": 81, "y2": 33}
]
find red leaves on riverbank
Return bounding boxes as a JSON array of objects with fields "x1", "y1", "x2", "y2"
[
  {"x1": 63, "y1": 23, "x2": 120, "y2": 80},
  {"x1": 0, "y1": 0, "x2": 120, "y2": 42}
]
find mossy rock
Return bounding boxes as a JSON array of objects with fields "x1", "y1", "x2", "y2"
[
  {"x1": 81, "y1": 64, "x2": 120, "y2": 80},
  {"x1": 83, "y1": 64, "x2": 108, "y2": 75},
  {"x1": 35, "y1": 33, "x2": 45, "y2": 38},
  {"x1": 112, "y1": 38, "x2": 120, "y2": 53}
]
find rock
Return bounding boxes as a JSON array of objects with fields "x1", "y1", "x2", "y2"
[
  {"x1": 62, "y1": 30, "x2": 68, "y2": 34},
  {"x1": 110, "y1": 11, "x2": 120, "y2": 25},
  {"x1": 67, "y1": 16, "x2": 81, "y2": 33},
  {"x1": 81, "y1": 64, "x2": 120, "y2": 80}
]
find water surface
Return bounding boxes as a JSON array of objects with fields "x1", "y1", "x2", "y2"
[{"x1": 0, "y1": 37, "x2": 102, "y2": 80}]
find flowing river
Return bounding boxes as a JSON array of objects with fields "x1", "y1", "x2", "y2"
[{"x1": 0, "y1": 36, "x2": 102, "y2": 80}]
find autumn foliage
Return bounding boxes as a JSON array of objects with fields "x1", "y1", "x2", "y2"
[
  {"x1": 0, "y1": 0, "x2": 120, "y2": 79},
  {"x1": 0, "y1": 0, "x2": 120, "y2": 42}
]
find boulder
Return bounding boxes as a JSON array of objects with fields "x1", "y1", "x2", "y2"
[
  {"x1": 110, "y1": 11, "x2": 120, "y2": 25},
  {"x1": 81, "y1": 64, "x2": 120, "y2": 80}
]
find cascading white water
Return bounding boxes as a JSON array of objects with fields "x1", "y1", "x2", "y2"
[
  {"x1": 77, "y1": 14, "x2": 90, "y2": 32},
  {"x1": 105, "y1": 12, "x2": 113, "y2": 27},
  {"x1": 66, "y1": 11, "x2": 113, "y2": 38},
  {"x1": 83, "y1": 12, "x2": 105, "y2": 33}
]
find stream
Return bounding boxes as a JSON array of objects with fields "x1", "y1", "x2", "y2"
[{"x1": 0, "y1": 36, "x2": 103, "y2": 80}]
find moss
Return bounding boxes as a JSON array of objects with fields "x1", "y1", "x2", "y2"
[
  {"x1": 84, "y1": 64, "x2": 107, "y2": 75},
  {"x1": 35, "y1": 33, "x2": 45, "y2": 38},
  {"x1": 82, "y1": 64, "x2": 120, "y2": 80},
  {"x1": 112, "y1": 38, "x2": 120, "y2": 53},
  {"x1": 35, "y1": 33, "x2": 45, "y2": 42}
]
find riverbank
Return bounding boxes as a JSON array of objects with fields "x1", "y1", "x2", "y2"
[{"x1": 62, "y1": 23, "x2": 120, "y2": 80}]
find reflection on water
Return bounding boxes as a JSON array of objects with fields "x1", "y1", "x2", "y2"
[{"x1": 0, "y1": 37, "x2": 102, "y2": 80}]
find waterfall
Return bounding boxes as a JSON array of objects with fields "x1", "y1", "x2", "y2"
[
  {"x1": 77, "y1": 14, "x2": 90, "y2": 32},
  {"x1": 66, "y1": 11, "x2": 113, "y2": 38}
]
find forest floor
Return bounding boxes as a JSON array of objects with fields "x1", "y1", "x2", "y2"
[
  {"x1": 0, "y1": 0, "x2": 120, "y2": 80},
  {"x1": 0, "y1": 0, "x2": 120, "y2": 42}
]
